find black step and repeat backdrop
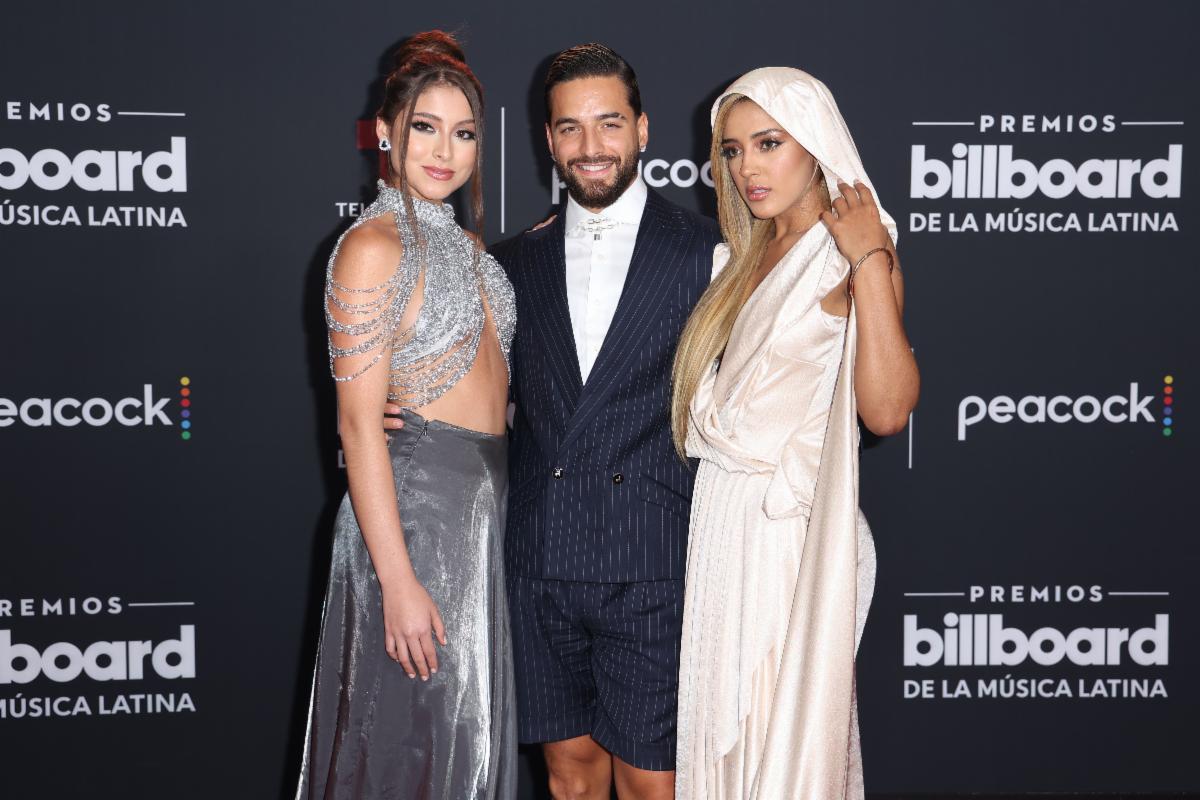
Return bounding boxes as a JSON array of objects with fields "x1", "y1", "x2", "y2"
[{"x1": 2, "y1": 1, "x2": 1195, "y2": 797}]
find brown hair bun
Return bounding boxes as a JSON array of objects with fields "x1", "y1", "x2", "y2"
[{"x1": 390, "y1": 30, "x2": 467, "y2": 75}]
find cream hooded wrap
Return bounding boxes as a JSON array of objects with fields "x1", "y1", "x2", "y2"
[{"x1": 675, "y1": 67, "x2": 896, "y2": 799}]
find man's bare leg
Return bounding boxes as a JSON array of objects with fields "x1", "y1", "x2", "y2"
[
  {"x1": 613, "y1": 755, "x2": 673, "y2": 800},
  {"x1": 543, "y1": 735, "x2": 612, "y2": 800}
]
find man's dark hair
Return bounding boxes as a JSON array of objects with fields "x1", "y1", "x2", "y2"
[{"x1": 544, "y1": 43, "x2": 642, "y2": 122}]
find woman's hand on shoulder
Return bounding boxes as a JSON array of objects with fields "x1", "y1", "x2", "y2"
[{"x1": 819, "y1": 181, "x2": 890, "y2": 267}]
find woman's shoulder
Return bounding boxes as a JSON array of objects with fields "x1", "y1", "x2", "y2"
[{"x1": 332, "y1": 218, "x2": 404, "y2": 285}]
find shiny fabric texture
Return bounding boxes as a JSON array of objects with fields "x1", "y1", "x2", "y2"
[
  {"x1": 296, "y1": 411, "x2": 516, "y2": 800},
  {"x1": 675, "y1": 67, "x2": 895, "y2": 800}
]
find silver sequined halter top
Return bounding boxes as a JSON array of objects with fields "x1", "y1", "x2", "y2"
[{"x1": 324, "y1": 180, "x2": 516, "y2": 407}]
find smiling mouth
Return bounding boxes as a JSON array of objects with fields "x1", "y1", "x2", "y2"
[
  {"x1": 423, "y1": 166, "x2": 455, "y2": 181},
  {"x1": 573, "y1": 161, "x2": 616, "y2": 178},
  {"x1": 746, "y1": 185, "x2": 770, "y2": 201}
]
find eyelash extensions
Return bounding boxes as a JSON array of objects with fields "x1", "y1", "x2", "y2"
[
  {"x1": 720, "y1": 138, "x2": 784, "y2": 160},
  {"x1": 409, "y1": 121, "x2": 476, "y2": 140}
]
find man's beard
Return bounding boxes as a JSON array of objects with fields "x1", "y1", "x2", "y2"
[{"x1": 556, "y1": 147, "x2": 640, "y2": 209}]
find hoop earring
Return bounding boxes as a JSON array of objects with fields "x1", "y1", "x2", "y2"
[{"x1": 378, "y1": 138, "x2": 392, "y2": 152}]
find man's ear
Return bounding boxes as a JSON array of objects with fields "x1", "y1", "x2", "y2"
[
  {"x1": 637, "y1": 113, "x2": 649, "y2": 152},
  {"x1": 544, "y1": 122, "x2": 555, "y2": 157}
]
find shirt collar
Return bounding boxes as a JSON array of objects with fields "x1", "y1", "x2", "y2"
[{"x1": 564, "y1": 173, "x2": 648, "y2": 231}]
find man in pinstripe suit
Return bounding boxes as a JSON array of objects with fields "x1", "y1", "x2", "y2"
[{"x1": 489, "y1": 44, "x2": 720, "y2": 800}]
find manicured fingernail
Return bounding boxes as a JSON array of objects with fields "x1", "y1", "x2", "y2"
[
  {"x1": 421, "y1": 676, "x2": 428, "y2": 681},
  {"x1": 431, "y1": 668, "x2": 437, "y2": 674}
]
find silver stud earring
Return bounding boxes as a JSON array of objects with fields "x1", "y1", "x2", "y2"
[
  {"x1": 639, "y1": 146, "x2": 646, "y2": 153},
  {"x1": 378, "y1": 138, "x2": 392, "y2": 152}
]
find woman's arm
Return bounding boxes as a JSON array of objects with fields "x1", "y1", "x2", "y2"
[
  {"x1": 329, "y1": 226, "x2": 446, "y2": 680},
  {"x1": 822, "y1": 182, "x2": 920, "y2": 436}
]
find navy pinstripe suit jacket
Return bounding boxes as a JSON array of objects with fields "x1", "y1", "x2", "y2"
[{"x1": 490, "y1": 190, "x2": 721, "y2": 583}]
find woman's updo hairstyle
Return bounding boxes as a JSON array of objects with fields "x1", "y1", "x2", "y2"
[{"x1": 379, "y1": 30, "x2": 485, "y2": 239}]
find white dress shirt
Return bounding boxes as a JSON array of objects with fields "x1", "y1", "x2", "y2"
[{"x1": 563, "y1": 175, "x2": 648, "y2": 383}]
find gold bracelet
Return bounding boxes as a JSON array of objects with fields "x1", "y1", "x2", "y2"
[{"x1": 849, "y1": 246, "x2": 894, "y2": 296}]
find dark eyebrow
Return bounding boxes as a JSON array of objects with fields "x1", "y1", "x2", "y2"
[
  {"x1": 553, "y1": 111, "x2": 627, "y2": 127},
  {"x1": 413, "y1": 112, "x2": 474, "y2": 127}
]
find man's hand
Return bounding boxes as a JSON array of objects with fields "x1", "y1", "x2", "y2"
[
  {"x1": 529, "y1": 214, "x2": 557, "y2": 232},
  {"x1": 384, "y1": 403, "x2": 405, "y2": 430}
]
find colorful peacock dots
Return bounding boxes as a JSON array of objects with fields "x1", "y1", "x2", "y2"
[
  {"x1": 1163, "y1": 375, "x2": 1174, "y2": 437},
  {"x1": 180, "y1": 376, "x2": 192, "y2": 440}
]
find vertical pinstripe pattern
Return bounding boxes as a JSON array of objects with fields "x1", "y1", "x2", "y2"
[
  {"x1": 490, "y1": 190, "x2": 721, "y2": 584},
  {"x1": 506, "y1": 575, "x2": 684, "y2": 770}
]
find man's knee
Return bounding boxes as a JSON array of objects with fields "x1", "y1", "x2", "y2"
[
  {"x1": 547, "y1": 769, "x2": 601, "y2": 800},
  {"x1": 613, "y1": 757, "x2": 674, "y2": 800},
  {"x1": 544, "y1": 737, "x2": 611, "y2": 800}
]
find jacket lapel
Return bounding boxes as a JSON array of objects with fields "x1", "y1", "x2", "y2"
[
  {"x1": 523, "y1": 214, "x2": 583, "y2": 413},
  {"x1": 557, "y1": 191, "x2": 691, "y2": 453}
]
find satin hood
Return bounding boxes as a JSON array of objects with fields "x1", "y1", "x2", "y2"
[{"x1": 711, "y1": 66, "x2": 897, "y2": 244}]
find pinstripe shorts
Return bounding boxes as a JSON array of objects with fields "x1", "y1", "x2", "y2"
[{"x1": 506, "y1": 575, "x2": 684, "y2": 771}]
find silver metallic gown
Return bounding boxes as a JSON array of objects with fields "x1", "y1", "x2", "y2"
[{"x1": 296, "y1": 183, "x2": 517, "y2": 799}]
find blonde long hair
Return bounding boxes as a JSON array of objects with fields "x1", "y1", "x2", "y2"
[{"x1": 670, "y1": 94, "x2": 825, "y2": 458}]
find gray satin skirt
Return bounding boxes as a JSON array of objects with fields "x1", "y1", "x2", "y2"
[{"x1": 296, "y1": 411, "x2": 517, "y2": 800}]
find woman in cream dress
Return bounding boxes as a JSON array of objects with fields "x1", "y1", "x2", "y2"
[{"x1": 671, "y1": 68, "x2": 920, "y2": 799}]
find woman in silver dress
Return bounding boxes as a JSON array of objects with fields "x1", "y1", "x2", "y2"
[{"x1": 296, "y1": 31, "x2": 517, "y2": 799}]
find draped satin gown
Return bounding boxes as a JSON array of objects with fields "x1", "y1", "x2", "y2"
[{"x1": 675, "y1": 235, "x2": 876, "y2": 800}]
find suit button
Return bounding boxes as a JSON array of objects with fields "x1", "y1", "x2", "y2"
[
  {"x1": 552, "y1": 467, "x2": 564, "y2": 479},
  {"x1": 612, "y1": 473, "x2": 624, "y2": 485}
]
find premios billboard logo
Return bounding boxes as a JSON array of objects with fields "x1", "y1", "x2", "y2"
[
  {"x1": 957, "y1": 375, "x2": 1175, "y2": 441},
  {"x1": 909, "y1": 113, "x2": 1182, "y2": 235},
  {"x1": 1, "y1": 99, "x2": 189, "y2": 229},
  {"x1": 0, "y1": 376, "x2": 195, "y2": 441},
  {"x1": 901, "y1": 583, "x2": 1171, "y2": 702},
  {"x1": 0, "y1": 593, "x2": 198, "y2": 720}
]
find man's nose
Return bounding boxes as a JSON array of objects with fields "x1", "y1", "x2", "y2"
[{"x1": 580, "y1": 126, "x2": 603, "y2": 158}]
